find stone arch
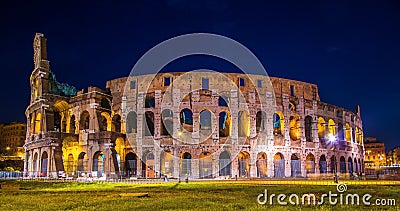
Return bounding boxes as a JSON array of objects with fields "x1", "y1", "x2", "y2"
[
  {"x1": 199, "y1": 109, "x2": 212, "y2": 130},
  {"x1": 199, "y1": 151, "x2": 212, "y2": 178},
  {"x1": 92, "y1": 151, "x2": 105, "y2": 177},
  {"x1": 256, "y1": 152, "x2": 267, "y2": 178},
  {"x1": 34, "y1": 112, "x2": 41, "y2": 134},
  {"x1": 337, "y1": 123, "x2": 344, "y2": 141},
  {"x1": 126, "y1": 111, "x2": 137, "y2": 133},
  {"x1": 319, "y1": 155, "x2": 327, "y2": 173},
  {"x1": 77, "y1": 152, "x2": 88, "y2": 174},
  {"x1": 238, "y1": 151, "x2": 250, "y2": 177},
  {"x1": 143, "y1": 111, "x2": 154, "y2": 136},
  {"x1": 219, "y1": 151, "x2": 231, "y2": 177},
  {"x1": 53, "y1": 100, "x2": 69, "y2": 132},
  {"x1": 160, "y1": 151, "x2": 173, "y2": 177},
  {"x1": 290, "y1": 153, "x2": 301, "y2": 177},
  {"x1": 289, "y1": 114, "x2": 301, "y2": 141},
  {"x1": 125, "y1": 152, "x2": 137, "y2": 177},
  {"x1": 305, "y1": 116, "x2": 313, "y2": 142},
  {"x1": 112, "y1": 114, "x2": 122, "y2": 133},
  {"x1": 345, "y1": 123, "x2": 351, "y2": 142},
  {"x1": 328, "y1": 119, "x2": 336, "y2": 136},
  {"x1": 273, "y1": 112, "x2": 284, "y2": 135},
  {"x1": 219, "y1": 111, "x2": 231, "y2": 137},
  {"x1": 161, "y1": 109, "x2": 173, "y2": 136},
  {"x1": 238, "y1": 110, "x2": 250, "y2": 137},
  {"x1": 306, "y1": 153, "x2": 315, "y2": 174},
  {"x1": 99, "y1": 112, "x2": 111, "y2": 131},
  {"x1": 145, "y1": 94, "x2": 155, "y2": 108},
  {"x1": 65, "y1": 154, "x2": 74, "y2": 175},
  {"x1": 143, "y1": 152, "x2": 155, "y2": 178},
  {"x1": 274, "y1": 153, "x2": 285, "y2": 178},
  {"x1": 318, "y1": 117, "x2": 326, "y2": 139},
  {"x1": 340, "y1": 156, "x2": 346, "y2": 173},
  {"x1": 80, "y1": 111, "x2": 90, "y2": 130},
  {"x1": 180, "y1": 109, "x2": 193, "y2": 132},
  {"x1": 100, "y1": 98, "x2": 111, "y2": 110},
  {"x1": 256, "y1": 111, "x2": 266, "y2": 132},
  {"x1": 180, "y1": 152, "x2": 192, "y2": 177},
  {"x1": 41, "y1": 151, "x2": 48, "y2": 177},
  {"x1": 348, "y1": 157, "x2": 353, "y2": 173}
]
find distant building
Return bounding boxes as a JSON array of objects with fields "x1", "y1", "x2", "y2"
[
  {"x1": 0, "y1": 122, "x2": 26, "y2": 170},
  {"x1": 364, "y1": 137, "x2": 386, "y2": 167},
  {"x1": 387, "y1": 146, "x2": 400, "y2": 166}
]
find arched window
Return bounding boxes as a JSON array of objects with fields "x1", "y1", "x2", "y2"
[
  {"x1": 180, "y1": 109, "x2": 193, "y2": 132},
  {"x1": 328, "y1": 119, "x2": 336, "y2": 136},
  {"x1": 256, "y1": 111, "x2": 266, "y2": 132},
  {"x1": 345, "y1": 123, "x2": 351, "y2": 141},
  {"x1": 219, "y1": 111, "x2": 231, "y2": 137},
  {"x1": 337, "y1": 123, "x2": 344, "y2": 141},
  {"x1": 143, "y1": 111, "x2": 154, "y2": 136},
  {"x1": 80, "y1": 111, "x2": 90, "y2": 130},
  {"x1": 218, "y1": 96, "x2": 229, "y2": 107},
  {"x1": 34, "y1": 113, "x2": 41, "y2": 134},
  {"x1": 101, "y1": 98, "x2": 111, "y2": 110},
  {"x1": 318, "y1": 117, "x2": 326, "y2": 138},
  {"x1": 238, "y1": 111, "x2": 250, "y2": 137},
  {"x1": 305, "y1": 116, "x2": 313, "y2": 142},
  {"x1": 273, "y1": 113, "x2": 284, "y2": 135},
  {"x1": 126, "y1": 112, "x2": 137, "y2": 133},
  {"x1": 289, "y1": 114, "x2": 300, "y2": 140},
  {"x1": 199, "y1": 110, "x2": 212, "y2": 130},
  {"x1": 161, "y1": 109, "x2": 173, "y2": 136},
  {"x1": 112, "y1": 114, "x2": 121, "y2": 133}
]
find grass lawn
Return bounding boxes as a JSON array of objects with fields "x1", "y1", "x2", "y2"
[{"x1": 0, "y1": 180, "x2": 399, "y2": 210}]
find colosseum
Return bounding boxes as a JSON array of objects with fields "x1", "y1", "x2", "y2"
[{"x1": 24, "y1": 33, "x2": 365, "y2": 179}]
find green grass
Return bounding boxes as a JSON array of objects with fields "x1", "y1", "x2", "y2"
[{"x1": 0, "y1": 180, "x2": 399, "y2": 210}]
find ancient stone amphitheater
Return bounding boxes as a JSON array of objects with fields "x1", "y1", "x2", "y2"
[{"x1": 24, "y1": 33, "x2": 365, "y2": 179}]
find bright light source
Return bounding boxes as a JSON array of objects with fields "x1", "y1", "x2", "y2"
[
  {"x1": 329, "y1": 135, "x2": 336, "y2": 143},
  {"x1": 6, "y1": 147, "x2": 10, "y2": 150},
  {"x1": 178, "y1": 131, "x2": 183, "y2": 136}
]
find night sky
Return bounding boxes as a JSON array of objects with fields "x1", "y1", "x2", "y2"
[{"x1": 1, "y1": 1, "x2": 399, "y2": 150}]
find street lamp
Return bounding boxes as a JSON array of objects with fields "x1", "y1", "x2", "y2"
[{"x1": 329, "y1": 134, "x2": 338, "y2": 183}]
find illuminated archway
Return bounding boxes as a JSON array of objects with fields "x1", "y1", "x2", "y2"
[
  {"x1": 289, "y1": 114, "x2": 300, "y2": 141},
  {"x1": 199, "y1": 151, "x2": 212, "y2": 178},
  {"x1": 290, "y1": 154, "x2": 301, "y2": 177},
  {"x1": 238, "y1": 111, "x2": 250, "y2": 137},
  {"x1": 328, "y1": 119, "x2": 336, "y2": 136},
  {"x1": 112, "y1": 114, "x2": 122, "y2": 133},
  {"x1": 34, "y1": 113, "x2": 41, "y2": 134},
  {"x1": 199, "y1": 109, "x2": 212, "y2": 130},
  {"x1": 256, "y1": 152, "x2": 267, "y2": 178},
  {"x1": 41, "y1": 151, "x2": 48, "y2": 177},
  {"x1": 318, "y1": 117, "x2": 326, "y2": 139},
  {"x1": 219, "y1": 111, "x2": 231, "y2": 137},
  {"x1": 306, "y1": 153, "x2": 315, "y2": 174},
  {"x1": 274, "y1": 153, "x2": 285, "y2": 178},
  {"x1": 125, "y1": 152, "x2": 137, "y2": 177},
  {"x1": 180, "y1": 152, "x2": 192, "y2": 177},
  {"x1": 345, "y1": 123, "x2": 351, "y2": 142},
  {"x1": 219, "y1": 151, "x2": 231, "y2": 176},
  {"x1": 77, "y1": 152, "x2": 88, "y2": 174},
  {"x1": 238, "y1": 151, "x2": 250, "y2": 177},
  {"x1": 273, "y1": 112, "x2": 284, "y2": 135},
  {"x1": 92, "y1": 151, "x2": 105, "y2": 177},
  {"x1": 256, "y1": 111, "x2": 266, "y2": 132}
]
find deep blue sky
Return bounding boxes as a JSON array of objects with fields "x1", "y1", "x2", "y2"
[{"x1": 1, "y1": 0, "x2": 399, "y2": 150}]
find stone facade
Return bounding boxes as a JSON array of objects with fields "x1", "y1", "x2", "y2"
[
  {"x1": 0, "y1": 122, "x2": 26, "y2": 159},
  {"x1": 364, "y1": 137, "x2": 386, "y2": 167},
  {"x1": 24, "y1": 33, "x2": 365, "y2": 179}
]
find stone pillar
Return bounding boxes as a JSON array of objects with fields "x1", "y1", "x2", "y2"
[
  {"x1": 192, "y1": 159, "x2": 199, "y2": 179},
  {"x1": 173, "y1": 149, "x2": 180, "y2": 179},
  {"x1": 285, "y1": 154, "x2": 291, "y2": 178},
  {"x1": 212, "y1": 153, "x2": 218, "y2": 178}
]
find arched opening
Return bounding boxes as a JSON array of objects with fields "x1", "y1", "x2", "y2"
[
  {"x1": 143, "y1": 152, "x2": 155, "y2": 178},
  {"x1": 92, "y1": 151, "x2": 105, "y2": 177},
  {"x1": 256, "y1": 111, "x2": 266, "y2": 132},
  {"x1": 125, "y1": 152, "x2": 137, "y2": 177},
  {"x1": 180, "y1": 109, "x2": 193, "y2": 132},
  {"x1": 126, "y1": 111, "x2": 137, "y2": 133},
  {"x1": 99, "y1": 113, "x2": 109, "y2": 131},
  {"x1": 337, "y1": 123, "x2": 344, "y2": 141},
  {"x1": 305, "y1": 116, "x2": 313, "y2": 142},
  {"x1": 77, "y1": 152, "x2": 88, "y2": 174},
  {"x1": 219, "y1": 151, "x2": 231, "y2": 177},
  {"x1": 33, "y1": 152, "x2": 38, "y2": 176},
  {"x1": 306, "y1": 153, "x2": 315, "y2": 174},
  {"x1": 318, "y1": 117, "x2": 326, "y2": 139},
  {"x1": 180, "y1": 152, "x2": 192, "y2": 177},
  {"x1": 143, "y1": 111, "x2": 154, "y2": 136},
  {"x1": 53, "y1": 100, "x2": 69, "y2": 132},
  {"x1": 348, "y1": 157, "x2": 353, "y2": 173},
  {"x1": 100, "y1": 98, "x2": 111, "y2": 110},
  {"x1": 345, "y1": 123, "x2": 351, "y2": 142},
  {"x1": 354, "y1": 158, "x2": 358, "y2": 173},
  {"x1": 41, "y1": 151, "x2": 48, "y2": 177},
  {"x1": 160, "y1": 151, "x2": 173, "y2": 178},
  {"x1": 199, "y1": 109, "x2": 212, "y2": 130},
  {"x1": 319, "y1": 155, "x2": 327, "y2": 173},
  {"x1": 112, "y1": 114, "x2": 122, "y2": 133},
  {"x1": 289, "y1": 114, "x2": 301, "y2": 141},
  {"x1": 274, "y1": 153, "x2": 285, "y2": 178},
  {"x1": 330, "y1": 156, "x2": 336, "y2": 173},
  {"x1": 65, "y1": 154, "x2": 74, "y2": 175},
  {"x1": 273, "y1": 112, "x2": 284, "y2": 135},
  {"x1": 199, "y1": 151, "x2": 212, "y2": 178},
  {"x1": 290, "y1": 154, "x2": 301, "y2": 177},
  {"x1": 328, "y1": 119, "x2": 336, "y2": 137},
  {"x1": 54, "y1": 111, "x2": 62, "y2": 132},
  {"x1": 340, "y1": 156, "x2": 346, "y2": 173},
  {"x1": 238, "y1": 151, "x2": 250, "y2": 177},
  {"x1": 145, "y1": 95, "x2": 155, "y2": 108},
  {"x1": 61, "y1": 115, "x2": 67, "y2": 133},
  {"x1": 80, "y1": 111, "x2": 90, "y2": 130},
  {"x1": 238, "y1": 111, "x2": 250, "y2": 137},
  {"x1": 257, "y1": 152, "x2": 267, "y2": 178},
  {"x1": 161, "y1": 109, "x2": 173, "y2": 136},
  {"x1": 219, "y1": 111, "x2": 231, "y2": 137},
  {"x1": 69, "y1": 115, "x2": 76, "y2": 134},
  {"x1": 34, "y1": 113, "x2": 41, "y2": 134},
  {"x1": 218, "y1": 96, "x2": 229, "y2": 107}
]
